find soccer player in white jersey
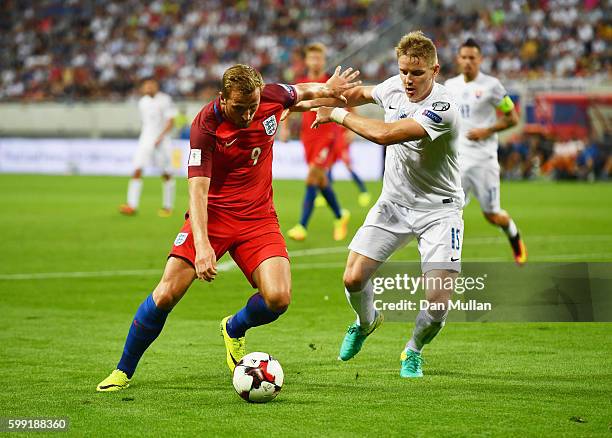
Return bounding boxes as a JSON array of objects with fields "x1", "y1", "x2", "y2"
[
  {"x1": 119, "y1": 78, "x2": 178, "y2": 217},
  {"x1": 310, "y1": 31, "x2": 464, "y2": 378},
  {"x1": 445, "y1": 39, "x2": 527, "y2": 265}
]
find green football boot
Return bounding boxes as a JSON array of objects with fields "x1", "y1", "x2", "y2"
[
  {"x1": 399, "y1": 349, "x2": 424, "y2": 378},
  {"x1": 338, "y1": 311, "x2": 383, "y2": 361}
]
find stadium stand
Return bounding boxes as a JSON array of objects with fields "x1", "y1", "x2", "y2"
[
  {"x1": 0, "y1": 0, "x2": 609, "y2": 179},
  {"x1": 1, "y1": 0, "x2": 609, "y2": 101}
]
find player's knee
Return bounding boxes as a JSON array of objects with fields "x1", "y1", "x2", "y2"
[
  {"x1": 263, "y1": 287, "x2": 291, "y2": 313},
  {"x1": 343, "y1": 269, "x2": 367, "y2": 292},
  {"x1": 152, "y1": 279, "x2": 184, "y2": 310}
]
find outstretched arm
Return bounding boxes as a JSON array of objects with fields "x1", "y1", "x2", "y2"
[
  {"x1": 293, "y1": 66, "x2": 361, "y2": 103},
  {"x1": 313, "y1": 107, "x2": 427, "y2": 146},
  {"x1": 285, "y1": 85, "x2": 375, "y2": 114}
]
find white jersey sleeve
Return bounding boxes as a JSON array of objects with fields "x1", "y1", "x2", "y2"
[
  {"x1": 371, "y1": 75, "x2": 401, "y2": 110},
  {"x1": 412, "y1": 100, "x2": 455, "y2": 142},
  {"x1": 488, "y1": 78, "x2": 507, "y2": 108}
]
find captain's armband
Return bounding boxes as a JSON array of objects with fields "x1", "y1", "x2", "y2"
[{"x1": 497, "y1": 95, "x2": 515, "y2": 113}]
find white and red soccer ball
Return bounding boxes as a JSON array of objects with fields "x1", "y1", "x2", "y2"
[{"x1": 232, "y1": 352, "x2": 284, "y2": 403}]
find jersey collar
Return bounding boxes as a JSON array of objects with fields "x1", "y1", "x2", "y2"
[{"x1": 213, "y1": 98, "x2": 224, "y2": 124}]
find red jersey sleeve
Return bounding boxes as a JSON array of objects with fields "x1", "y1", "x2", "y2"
[
  {"x1": 262, "y1": 84, "x2": 298, "y2": 109},
  {"x1": 188, "y1": 103, "x2": 220, "y2": 178}
]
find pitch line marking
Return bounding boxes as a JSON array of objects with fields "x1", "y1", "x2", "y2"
[
  {"x1": 0, "y1": 246, "x2": 348, "y2": 280},
  {"x1": 2, "y1": 236, "x2": 612, "y2": 280}
]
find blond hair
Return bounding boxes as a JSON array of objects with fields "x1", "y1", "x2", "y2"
[
  {"x1": 395, "y1": 31, "x2": 438, "y2": 67},
  {"x1": 305, "y1": 43, "x2": 327, "y2": 55},
  {"x1": 222, "y1": 64, "x2": 264, "y2": 98}
]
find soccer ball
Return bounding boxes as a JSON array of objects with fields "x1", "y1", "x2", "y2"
[{"x1": 232, "y1": 352, "x2": 284, "y2": 403}]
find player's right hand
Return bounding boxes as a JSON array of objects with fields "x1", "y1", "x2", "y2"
[{"x1": 194, "y1": 243, "x2": 217, "y2": 282}]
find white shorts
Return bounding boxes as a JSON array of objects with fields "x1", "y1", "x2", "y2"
[
  {"x1": 460, "y1": 164, "x2": 500, "y2": 214},
  {"x1": 349, "y1": 197, "x2": 464, "y2": 273},
  {"x1": 133, "y1": 136, "x2": 173, "y2": 173}
]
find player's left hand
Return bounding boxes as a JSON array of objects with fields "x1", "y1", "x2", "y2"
[
  {"x1": 153, "y1": 137, "x2": 162, "y2": 148},
  {"x1": 467, "y1": 127, "x2": 492, "y2": 141},
  {"x1": 311, "y1": 107, "x2": 334, "y2": 129},
  {"x1": 324, "y1": 66, "x2": 361, "y2": 102}
]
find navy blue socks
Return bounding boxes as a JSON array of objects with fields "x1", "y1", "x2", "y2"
[
  {"x1": 299, "y1": 184, "x2": 318, "y2": 227},
  {"x1": 226, "y1": 293, "x2": 285, "y2": 338},
  {"x1": 320, "y1": 185, "x2": 342, "y2": 218},
  {"x1": 350, "y1": 169, "x2": 367, "y2": 193},
  {"x1": 117, "y1": 294, "x2": 169, "y2": 378}
]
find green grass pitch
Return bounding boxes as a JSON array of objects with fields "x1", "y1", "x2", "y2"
[{"x1": 0, "y1": 174, "x2": 611, "y2": 436}]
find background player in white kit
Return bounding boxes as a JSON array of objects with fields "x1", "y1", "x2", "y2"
[
  {"x1": 445, "y1": 39, "x2": 527, "y2": 265},
  {"x1": 119, "y1": 78, "x2": 178, "y2": 217},
  {"x1": 311, "y1": 31, "x2": 464, "y2": 378}
]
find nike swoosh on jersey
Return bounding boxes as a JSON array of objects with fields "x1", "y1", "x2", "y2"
[{"x1": 224, "y1": 139, "x2": 238, "y2": 147}]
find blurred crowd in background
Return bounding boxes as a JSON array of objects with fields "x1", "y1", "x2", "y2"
[
  {"x1": 499, "y1": 129, "x2": 612, "y2": 181},
  {"x1": 1, "y1": 0, "x2": 609, "y2": 101},
  {"x1": 1, "y1": 0, "x2": 610, "y2": 181}
]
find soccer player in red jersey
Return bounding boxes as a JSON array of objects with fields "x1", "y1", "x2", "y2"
[
  {"x1": 97, "y1": 64, "x2": 360, "y2": 391},
  {"x1": 328, "y1": 120, "x2": 371, "y2": 208},
  {"x1": 284, "y1": 43, "x2": 353, "y2": 242}
]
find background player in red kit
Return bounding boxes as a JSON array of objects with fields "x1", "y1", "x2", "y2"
[
  {"x1": 97, "y1": 64, "x2": 360, "y2": 391},
  {"x1": 283, "y1": 43, "x2": 351, "y2": 242},
  {"x1": 326, "y1": 119, "x2": 371, "y2": 208}
]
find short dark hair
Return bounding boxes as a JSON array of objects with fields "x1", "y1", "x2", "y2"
[{"x1": 460, "y1": 38, "x2": 481, "y2": 53}]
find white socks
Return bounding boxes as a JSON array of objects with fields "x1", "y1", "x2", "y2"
[
  {"x1": 127, "y1": 178, "x2": 143, "y2": 209},
  {"x1": 406, "y1": 309, "x2": 447, "y2": 353},
  {"x1": 127, "y1": 178, "x2": 175, "y2": 211},
  {"x1": 502, "y1": 219, "x2": 518, "y2": 238},
  {"x1": 345, "y1": 280, "x2": 375, "y2": 327},
  {"x1": 162, "y1": 179, "x2": 175, "y2": 210}
]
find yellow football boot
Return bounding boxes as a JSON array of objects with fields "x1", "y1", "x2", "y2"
[
  {"x1": 333, "y1": 209, "x2": 351, "y2": 241},
  {"x1": 220, "y1": 316, "x2": 246, "y2": 373},
  {"x1": 96, "y1": 369, "x2": 130, "y2": 392},
  {"x1": 287, "y1": 224, "x2": 308, "y2": 241}
]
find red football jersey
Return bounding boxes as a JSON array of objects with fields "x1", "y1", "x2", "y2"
[
  {"x1": 296, "y1": 75, "x2": 337, "y2": 146},
  {"x1": 188, "y1": 84, "x2": 297, "y2": 219},
  {"x1": 297, "y1": 75, "x2": 348, "y2": 148}
]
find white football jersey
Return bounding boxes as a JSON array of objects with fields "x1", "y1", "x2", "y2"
[
  {"x1": 445, "y1": 72, "x2": 508, "y2": 164},
  {"x1": 371, "y1": 76, "x2": 463, "y2": 209},
  {"x1": 138, "y1": 92, "x2": 178, "y2": 140}
]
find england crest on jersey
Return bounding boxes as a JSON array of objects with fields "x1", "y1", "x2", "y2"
[
  {"x1": 174, "y1": 232, "x2": 188, "y2": 246},
  {"x1": 263, "y1": 115, "x2": 277, "y2": 136}
]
